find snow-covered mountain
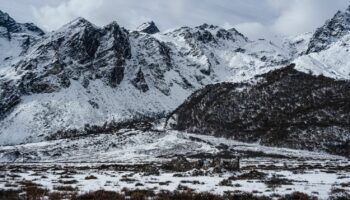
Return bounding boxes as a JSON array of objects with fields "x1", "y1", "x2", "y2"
[
  {"x1": 306, "y1": 5, "x2": 350, "y2": 54},
  {"x1": 295, "y1": 5, "x2": 350, "y2": 79},
  {"x1": 0, "y1": 4, "x2": 349, "y2": 147},
  {"x1": 0, "y1": 14, "x2": 300, "y2": 145},
  {"x1": 0, "y1": 10, "x2": 43, "y2": 64},
  {"x1": 165, "y1": 4, "x2": 350, "y2": 156},
  {"x1": 136, "y1": 21, "x2": 160, "y2": 34}
]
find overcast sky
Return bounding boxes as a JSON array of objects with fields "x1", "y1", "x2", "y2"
[{"x1": 1, "y1": 0, "x2": 349, "y2": 39}]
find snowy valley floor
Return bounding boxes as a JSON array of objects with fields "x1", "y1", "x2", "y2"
[{"x1": 0, "y1": 130, "x2": 349, "y2": 199}]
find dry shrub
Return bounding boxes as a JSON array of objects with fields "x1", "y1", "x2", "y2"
[
  {"x1": 19, "y1": 180, "x2": 48, "y2": 200},
  {"x1": 71, "y1": 190, "x2": 124, "y2": 200},
  {"x1": 123, "y1": 188, "x2": 155, "y2": 200},
  {"x1": 0, "y1": 190, "x2": 21, "y2": 200},
  {"x1": 58, "y1": 179, "x2": 78, "y2": 184},
  {"x1": 84, "y1": 175, "x2": 98, "y2": 180},
  {"x1": 48, "y1": 192, "x2": 66, "y2": 200},
  {"x1": 157, "y1": 190, "x2": 223, "y2": 200},
  {"x1": 279, "y1": 192, "x2": 317, "y2": 200},
  {"x1": 53, "y1": 185, "x2": 77, "y2": 192}
]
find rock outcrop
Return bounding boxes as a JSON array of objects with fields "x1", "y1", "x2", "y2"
[{"x1": 136, "y1": 21, "x2": 160, "y2": 34}]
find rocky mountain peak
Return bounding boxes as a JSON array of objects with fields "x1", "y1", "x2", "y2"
[
  {"x1": 137, "y1": 21, "x2": 160, "y2": 34},
  {"x1": 0, "y1": 10, "x2": 22, "y2": 37},
  {"x1": 196, "y1": 23, "x2": 219, "y2": 30},
  {"x1": 347, "y1": 5, "x2": 350, "y2": 12},
  {"x1": 0, "y1": 10, "x2": 44, "y2": 37},
  {"x1": 0, "y1": 10, "x2": 44, "y2": 63},
  {"x1": 0, "y1": 10, "x2": 14, "y2": 24},
  {"x1": 195, "y1": 24, "x2": 248, "y2": 43},
  {"x1": 166, "y1": 23, "x2": 248, "y2": 46},
  {"x1": 105, "y1": 21, "x2": 120, "y2": 29},
  {"x1": 227, "y1": 27, "x2": 248, "y2": 42},
  {"x1": 72, "y1": 17, "x2": 93, "y2": 26},
  {"x1": 0, "y1": 12, "x2": 44, "y2": 43},
  {"x1": 306, "y1": 5, "x2": 350, "y2": 54},
  {"x1": 58, "y1": 17, "x2": 96, "y2": 33}
]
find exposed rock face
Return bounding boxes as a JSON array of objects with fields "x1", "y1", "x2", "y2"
[
  {"x1": 131, "y1": 69, "x2": 149, "y2": 92},
  {"x1": 306, "y1": 6, "x2": 350, "y2": 54},
  {"x1": 15, "y1": 18, "x2": 131, "y2": 94},
  {"x1": 136, "y1": 21, "x2": 160, "y2": 34},
  {"x1": 0, "y1": 18, "x2": 132, "y2": 118},
  {"x1": 168, "y1": 64, "x2": 350, "y2": 156},
  {"x1": 0, "y1": 80, "x2": 20, "y2": 119},
  {"x1": 161, "y1": 155, "x2": 239, "y2": 172},
  {"x1": 0, "y1": 11, "x2": 44, "y2": 118}
]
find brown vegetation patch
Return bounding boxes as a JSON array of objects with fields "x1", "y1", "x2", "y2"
[
  {"x1": 230, "y1": 170, "x2": 268, "y2": 181},
  {"x1": 84, "y1": 175, "x2": 98, "y2": 180},
  {"x1": 58, "y1": 179, "x2": 78, "y2": 184},
  {"x1": 72, "y1": 190, "x2": 124, "y2": 200},
  {"x1": 53, "y1": 185, "x2": 77, "y2": 192}
]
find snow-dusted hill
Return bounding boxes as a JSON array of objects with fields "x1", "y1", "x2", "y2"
[
  {"x1": 167, "y1": 65, "x2": 350, "y2": 156},
  {"x1": 0, "y1": 4, "x2": 350, "y2": 147}
]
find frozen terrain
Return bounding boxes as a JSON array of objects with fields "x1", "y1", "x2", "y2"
[
  {"x1": 0, "y1": 130, "x2": 349, "y2": 199},
  {"x1": 0, "y1": 130, "x2": 347, "y2": 163}
]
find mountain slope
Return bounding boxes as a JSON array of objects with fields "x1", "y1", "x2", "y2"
[
  {"x1": 0, "y1": 16, "x2": 297, "y2": 145},
  {"x1": 167, "y1": 64, "x2": 350, "y2": 156},
  {"x1": 294, "y1": 6, "x2": 350, "y2": 79},
  {"x1": 295, "y1": 33, "x2": 350, "y2": 79}
]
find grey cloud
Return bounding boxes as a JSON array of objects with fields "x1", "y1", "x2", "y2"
[{"x1": 0, "y1": 0, "x2": 349, "y2": 39}]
